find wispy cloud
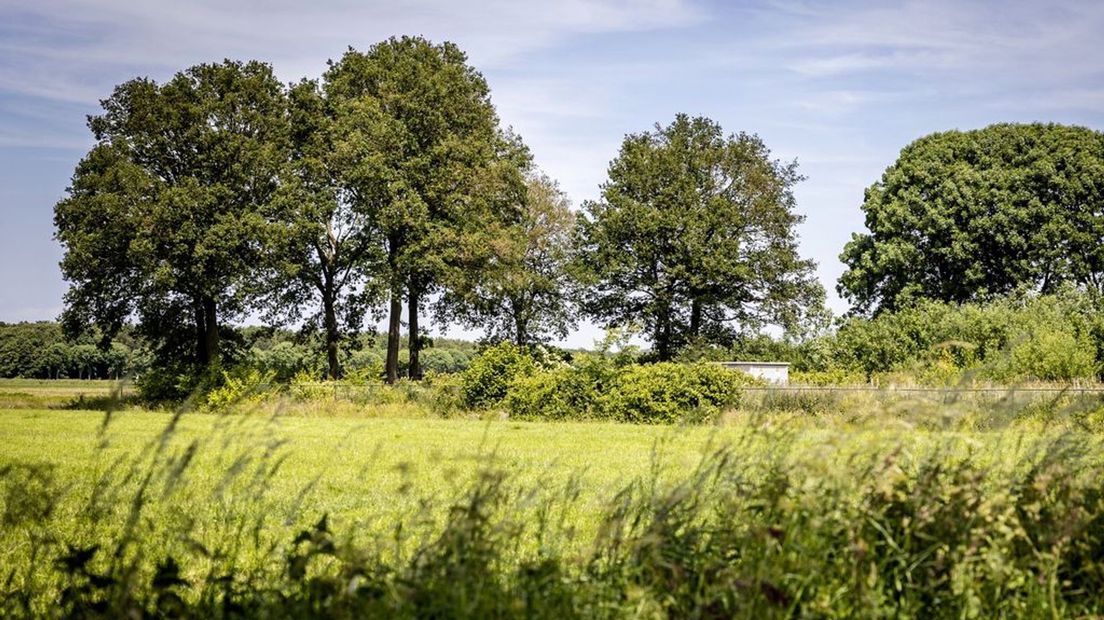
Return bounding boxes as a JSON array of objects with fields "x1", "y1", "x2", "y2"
[
  {"x1": 0, "y1": 0, "x2": 703, "y2": 99},
  {"x1": 2, "y1": 0, "x2": 1103, "y2": 322}
]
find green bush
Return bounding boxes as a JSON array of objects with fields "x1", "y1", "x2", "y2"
[
  {"x1": 503, "y1": 351, "x2": 620, "y2": 420},
  {"x1": 136, "y1": 363, "x2": 204, "y2": 403},
  {"x1": 205, "y1": 367, "x2": 278, "y2": 411},
  {"x1": 460, "y1": 343, "x2": 538, "y2": 409},
  {"x1": 506, "y1": 361, "x2": 754, "y2": 423},
  {"x1": 790, "y1": 368, "x2": 867, "y2": 386},
  {"x1": 603, "y1": 362, "x2": 750, "y2": 423},
  {"x1": 506, "y1": 368, "x2": 591, "y2": 420},
  {"x1": 814, "y1": 290, "x2": 1104, "y2": 384},
  {"x1": 1006, "y1": 326, "x2": 1098, "y2": 382}
]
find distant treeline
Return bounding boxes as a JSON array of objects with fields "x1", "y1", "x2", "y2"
[
  {"x1": 0, "y1": 322, "x2": 138, "y2": 380},
  {"x1": 0, "y1": 322, "x2": 478, "y2": 381}
]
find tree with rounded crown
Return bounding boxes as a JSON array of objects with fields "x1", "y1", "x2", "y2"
[
  {"x1": 441, "y1": 170, "x2": 578, "y2": 346},
  {"x1": 839, "y1": 123, "x2": 1104, "y2": 315},
  {"x1": 575, "y1": 114, "x2": 824, "y2": 360},
  {"x1": 323, "y1": 37, "x2": 527, "y2": 383},
  {"x1": 54, "y1": 60, "x2": 290, "y2": 385}
]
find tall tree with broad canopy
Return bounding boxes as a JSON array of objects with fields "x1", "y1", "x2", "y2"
[
  {"x1": 261, "y1": 79, "x2": 385, "y2": 380},
  {"x1": 54, "y1": 60, "x2": 289, "y2": 377},
  {"x1": 839, "y1": 123, "x2": 1104, "y2": 315},
  {"x1": 442, "y1": 171, "x2": 578, "y2": 346},
  {"x1": 323, "y1": 37, "x2": 527, "y2": 383},
  {"x1": 575, "y1": 114, "x2": 824, "y2": 360}
]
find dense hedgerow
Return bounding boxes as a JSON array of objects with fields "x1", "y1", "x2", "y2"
[
  {"x1": 691, "y1": 290, "x2": 1104, "y2": 386},
  {"x1": 454, "y1": 340, "x2": 761, "y2": 423},
  {"x1": 504, "y1": 361, "x2": 757, "y2": 423},
  {"x1": 825, "y1": 292, "x2": 1104, "y2": 383},
  {"x1": 460, "y1": 342, "x2": 540, "y2": 409}
]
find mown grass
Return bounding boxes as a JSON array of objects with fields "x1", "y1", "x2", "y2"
[
  {"x1": 0, "y1": 378, "x2": 134, "y2": 410},
  {"x1": 4, "y1": 383, "x2": 1104, "y2": 617}
]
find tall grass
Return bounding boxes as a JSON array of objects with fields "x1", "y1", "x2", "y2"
[{"x1": 3, "y1": 401, "x2": 1104, "y2": 617}]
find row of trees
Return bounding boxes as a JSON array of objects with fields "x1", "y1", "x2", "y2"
[
  {"x1": 0, "y1": 321, "x2": 482, "y2": 381},
  {"x1": 55, "y1": 37, "x2": 1104, "y2": 387},
  {"x1": 55, "y1": 36, "x2": 821, "y2": 385},
  {"x1": 0, "y1": 322, "x2": 137, "y2": 379}
]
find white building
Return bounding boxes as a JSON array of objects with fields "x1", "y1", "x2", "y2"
[{"x1": 719, "y1": 361, "x2": 789, "y2": 385}]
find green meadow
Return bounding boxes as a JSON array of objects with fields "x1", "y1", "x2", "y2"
[{"x1": 4, "y1": 380, "x2": 1104, "y2": 617}]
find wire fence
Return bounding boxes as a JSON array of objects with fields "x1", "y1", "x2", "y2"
[{"x1": 747, "y1": 385, "x2": 1104, "y2": 395}]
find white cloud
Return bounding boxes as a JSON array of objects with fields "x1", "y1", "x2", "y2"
[{"x1": 0, "y1": 0, "x2": 703, "y2": 98}]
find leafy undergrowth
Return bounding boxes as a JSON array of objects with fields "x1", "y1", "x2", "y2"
[{"x1": 2, "y1": 408, "x2": 1104, "y2": 617}]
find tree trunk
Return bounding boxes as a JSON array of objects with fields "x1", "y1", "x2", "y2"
[
  {"x1": 203, "y1": 296, "x2": 220, "y2": 370},
  {"x1": 512, "y1": 297, "x2": 526, "y2": 347},
  {"x1": 408, "y1": 285, "x2": 423, "y2": 381},
  {"x1": 656, "y1": 302, "x2": 673, "y2": 361},
  {"x1": 690, "y1": 299, "x2": 702, "y2": 339},
  {"x1": 322, "y1": 287, "x2": 341, "y2": 380},
  {"x1": 385, "y1": 288, "x2": 402, "y2": 385},
  {"x1": 195, "y1": 298, "x2": 209, "y2": 366}
]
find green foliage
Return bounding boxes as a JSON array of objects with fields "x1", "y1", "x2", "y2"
[
  {"x1": 814, "y1": 291, "x2": 1104, "y2": 383},
  {"x1": 575, "y1": 114, "x2": 824, "y2": 360},
  {"x1": 460, "y1": 342, "x2": 537, "y2": 409},
  {"x1": 324, "y1": 36, "x2": 529, "y2": 382},
  {"x1": 7, "y1": 411, "x2": 1104, "y2": 617},
  {"x1": 504, "y1": 359, "x2": 754, "y2": 423},
  {"x1": 840, "y1": 123, "x2": 1104, "y2": 314},
  {"x1": 204, "y1": 368, "x2": 278, "y2": 411},
  {"x1": 504, "y1": 357, "x2": 613, "y2": 421},
  {"x1": 446, "y1": 172, "x2": 578, "y2": 346},
  {"x1": 134, "y1": 363, "x2": 204, "y2": 403},
  {"x1": 602, "y1": 362, "x2": 750, "y2": 423},
  {"x1": 1005, "y1": 327, "x2": 1098, "y2": 383},
  {"x1": 249, "y1": 340, "x2": 316, "y2": 383},
  {"x1": 789, "y1": 368, "x2": 867, "y2": 386},
  {"x1": 55, "y1": 60, "x2": 291, "y2": 372},
  {"x1": 0, "y1": 322, "x2": 139, "y2": 379}
]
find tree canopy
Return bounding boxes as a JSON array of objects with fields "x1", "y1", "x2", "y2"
[
  {"x1": 444, "y1": 171, "x2": 578, "y2": 346},
  {"x1": 261, "y1": 78, "x2": 385, "y2": 380},
  {"x1": 323, "y1": 37, "x2": 528, "y2": 382},
  {"x1": 54, "y1": 60, "x2": 290, "y2": 378},
  {"x1": 839, "y1": 123, "x2": 1104, "y2": 315},
  {"x1": 575, "y1": 114, "x2": 824, "y2": 360}
]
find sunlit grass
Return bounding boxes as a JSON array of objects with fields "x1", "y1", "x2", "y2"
[{"x1": 4, "y1": 395, "x2": 1104, "y2": 616}]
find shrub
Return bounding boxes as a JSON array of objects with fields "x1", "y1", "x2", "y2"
[
  {"x1": 503, "y1": 351, "x2": 620, "y2": 420},
  {"x1": 460, "y1": 343, "x2": 537, "y2": 409},
  {"x1": 505, "y1": 361, "x2": 754, "y2": 423},
  {"x1": 289, "y1": 369, "x2": 331, "y2": 400},
  {"x1": 1006, "y1": 326, "x2": 1098, "y2": 382},
  {"x1": 602, "y1": 362, "x2": 750, "y2": 423},
  {"x1": 506, "y1": 368, "x2": 589, "y2": 420},
  {"x1": 205, "y1": 367, "x2": 277, "y2": 411},
  {"x1": 790, "y1": 368, "x2": 867, "y2": 386},
  {"x1": 136, "y1": 363, "x2": 204, "y2": 403}
]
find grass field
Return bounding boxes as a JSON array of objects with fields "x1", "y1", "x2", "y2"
[
  {"x1": 4, "y1": 382, "x2": 1104, "y2": 617},
  {"x1": 0, "y1": 378, "x2": 132, "y2": 410}
]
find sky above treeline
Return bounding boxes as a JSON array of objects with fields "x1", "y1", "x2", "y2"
[{"x1": 2, "y1": 0, "x2": 1103, "y2": 347}]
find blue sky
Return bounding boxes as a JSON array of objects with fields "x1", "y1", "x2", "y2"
[{"x1": 2, "y1": 0, "x2": 1103, "y2": 347}]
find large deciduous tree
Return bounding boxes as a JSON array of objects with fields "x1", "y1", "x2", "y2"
[
  {"x1": 323, "y1": 37, "x2": 526, "y2": 383},
  {"x1": 262, "y1": 79, "x2": 384, "y2": 379},
  {"x1": 839, "y1": 123, "x2": 1104, "y2": 315},
  {"x1": 443, "y1": 171, "x2": 578, "y2": 346},
  {"x1": 575, "y1": 114, "x2": 823, "y2": 360},
  {"x1": 54, "y1": 60, "x2": 289, "y2": 375}
]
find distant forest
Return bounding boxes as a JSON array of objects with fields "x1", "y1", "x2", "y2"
[{"x1": 0, "y1": 321, "x2": 477, "y2": 381}]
